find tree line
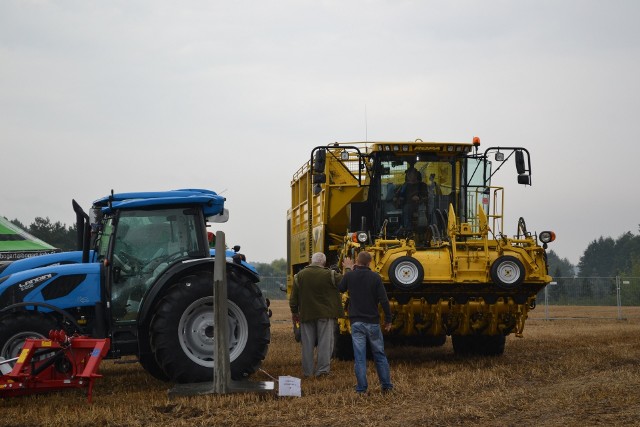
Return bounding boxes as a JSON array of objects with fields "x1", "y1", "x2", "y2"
[
  {"x1": 9, "y1": 218, "x2": 640, "y2": 278},
  {"x1": 11, "y1": 217, "x2": 78, "y2": 251},
  {"x1": 547, "y1": 227, "x2": 640, "y2": 278}
]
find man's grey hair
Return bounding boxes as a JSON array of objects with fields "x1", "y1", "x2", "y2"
[{"x1": 311, "y1": 252, "x2": 326, "y2": 266}]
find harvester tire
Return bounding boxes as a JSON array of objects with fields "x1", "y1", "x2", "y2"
[
  {"x1": 490, "y1": 256, "x2": 525, "y2": 290},
  {"x1": 415, "y1": 334, "x2": 447, "y2": 347},
  {"x1": 149, "y1": 271, "x2": 270, "y2": 383},
  {"x1": 389, "y1": 256, "x2": 424, "y2": 290},
  {"x1": 0, "y1": 312, "x2": 58, "y2": 363},
  {"x1": 333, "y1": 326, "x2": 354, "y2": 360},
  {"x1": 452, "y1": 334, "x2": 506, "y2": 356}
]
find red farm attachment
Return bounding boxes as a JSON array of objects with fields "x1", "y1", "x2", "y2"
[{"x1": 0, "y1": 330, "x2": 110, "y2": 403}]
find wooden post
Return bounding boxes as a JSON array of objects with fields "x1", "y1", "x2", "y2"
[{"x1": 213, "y1": 231, "x2": 230, "y2": 393}]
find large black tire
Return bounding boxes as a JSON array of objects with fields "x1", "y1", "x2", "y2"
[
  {"x1": 452, "y1": 334, "x2": 506, "y2": 356},
  {"x1": 333, "y1": 325, "x2": 354, "y2": 361},
  {"x1": 389, "y1": 256, "x2": 424, "y2": 290},
  {"x1": 138, "y1": 352, "x2": 169, "y2": 382},
  {"x1": 414, "y1": 334, "x2": 447, "y2": 347},
  {"x1": 149, "y1": 271, "x2": 270, "y2": 383},
  {"x1": 490, "y1": 256, "x2": 525, "y2": 290},
  {"x1": 0, "y1": 312, "x2": 58, "y2": 362}
]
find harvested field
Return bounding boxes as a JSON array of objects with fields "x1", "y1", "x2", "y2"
[{"x1": 1, "y1": 300, "x2": 639, "y2": 426}]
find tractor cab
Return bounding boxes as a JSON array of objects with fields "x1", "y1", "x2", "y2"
[{"x1": 94, "y1": 207, "x2": 208, "y2": 323}]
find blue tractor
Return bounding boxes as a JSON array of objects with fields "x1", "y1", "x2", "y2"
[{"x1": 0, "y1": 189, "x2": 270, "y2": 383}]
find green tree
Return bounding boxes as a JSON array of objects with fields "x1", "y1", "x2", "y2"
[
  {"x1": 577, "y1": 230, "x2": 640, "y2": 277},
  {"x1": 12, "y1": 217, "x2": 77, "y2": 251},
  {"x1": 251, "y1": 258, "x2": 287, "y2": 276},
  {"x1": 577, "y1": 236, "x2": 616, "y2": 277},
  {"x1": 547, "y1": 250, "x2": 575, "y2": 278}
]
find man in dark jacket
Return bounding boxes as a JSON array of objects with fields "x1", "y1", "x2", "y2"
[
  {"x1": 290, "y1": 252, "x2": 344, "y2": 377},
  {"x1": 338, "y1": 251, "x2": 393, "y2": 393}
]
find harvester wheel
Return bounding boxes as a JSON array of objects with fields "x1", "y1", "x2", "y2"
[
  {"x1": 415, "y1": 334, "x2": 447, "y2": 347},
  {"x1": 490, "y1": 256, "x2": 525, "y2": 289},
  {"x1": 389, "y1": 256, "x2": 424, "y2": 290},
  {"x1": 149, "y1": 271, "x2": 270, "y2": 383},
  {"x1": 333, "y1": 326, "x2": 354, "y2": 360},
  {"x1": 452, "y1": 334, "x2": 506, "y2": 356},
  {"x1": 0, "y1": 312, "x2": 58, "y2": 364}
]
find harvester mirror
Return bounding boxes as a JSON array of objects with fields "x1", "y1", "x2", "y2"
[
  {"x1": 517, "y1": 174, "x2": 531, "y2": 185},
  {"x1": 313, "y1": 149, "x2": 326, "y2": 173},
  {"x1": 312, "y1": 173, "x2": 326, "y2": 184},
  {"x1": 515, "y1": 150, "x2": 526, "y2": 174}
]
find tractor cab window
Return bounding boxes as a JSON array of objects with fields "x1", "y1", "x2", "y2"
[
  {"x1": 109, "y1": 208, "x2": 202, "y2": 323},
  {"x1": 377, "y1": 158, "x2": 452, "y2": 242}
]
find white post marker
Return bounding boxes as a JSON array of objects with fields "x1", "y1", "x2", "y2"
[{"x1": 212, "y1": 231, "x2": 230, "y2": 393}]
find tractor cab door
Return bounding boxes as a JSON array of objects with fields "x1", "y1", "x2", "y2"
[{"x1": 106, "y1": 208, "x2": 205, "y2": 324}]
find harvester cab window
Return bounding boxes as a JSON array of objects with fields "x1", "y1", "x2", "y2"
[
  {"x1": 461, "y1": 158, "x2": 492, "y2": 227},
  {"x1": 378, "y1": 159, "x2": 452, "y2": 239}
]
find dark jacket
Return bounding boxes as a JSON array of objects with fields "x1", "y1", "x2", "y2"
[
  {"x1": 290, "y1": 265, "x2": 343, "y2": 322},
  {"x1": 338, "y1": 265, "x2": 391, "y2": 324}
]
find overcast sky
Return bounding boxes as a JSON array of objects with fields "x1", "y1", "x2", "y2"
[{"x1": 1, "y1": 1, "x2": 639, "y2": 265}]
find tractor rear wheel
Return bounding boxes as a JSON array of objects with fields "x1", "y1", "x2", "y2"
[
  {"x1": 0, "y1": 312, "x2": 58, "y2": 364},
  {"x1": 149, "y1": 271, "x2": 270, "y2": 383}
]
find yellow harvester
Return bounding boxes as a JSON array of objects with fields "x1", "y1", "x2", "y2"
[{"x1": 287, "y1": 138, "x2": 555, "y2": 357}]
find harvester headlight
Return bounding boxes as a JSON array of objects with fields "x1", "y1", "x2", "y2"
[
  {"x1": 356, "y1": 232, "x2": 368, "y2": 243},
  {"x1": 539, "y1": 231, "x2": 556, "y2": 244},
  {"x1": 402, "y1": 145, "x2": 409, "y2": 152}
]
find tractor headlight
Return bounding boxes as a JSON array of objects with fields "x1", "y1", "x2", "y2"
[
  {"x1": 357, "y1": 232, "x2": 368, "y2": 243},
  {"x1": 539, "y1": 231, "x2": 556, "y2": 244}
]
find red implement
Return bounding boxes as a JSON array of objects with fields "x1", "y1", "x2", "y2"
[{"x1": 0, "y1": 330, "x2": 110, "y2": 403}]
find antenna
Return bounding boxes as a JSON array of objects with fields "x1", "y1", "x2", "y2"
[{"x1": 364, "y1": 105, "x2": 368, "y2": 142}]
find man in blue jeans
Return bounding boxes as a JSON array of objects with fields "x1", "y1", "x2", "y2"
[{"x1": 339, "y1": 251, "x2": 393, "y2": 394}]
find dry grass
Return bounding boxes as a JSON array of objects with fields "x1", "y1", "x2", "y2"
[{"x1": 1, "y1": 301, "x2": 639, "y2": 427}]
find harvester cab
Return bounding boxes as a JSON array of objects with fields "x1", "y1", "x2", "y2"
[{"x1": 288, "y1": 138, "x2": 555, "y2": 358}]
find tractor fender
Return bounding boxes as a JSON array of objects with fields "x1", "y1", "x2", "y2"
[{"x1": 139, "y1": 258, "x2": 259, "y2": 323}]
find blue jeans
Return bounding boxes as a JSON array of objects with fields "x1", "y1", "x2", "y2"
[{"x1": 350, "y1": 322, "x2": 393, "y2": 393}]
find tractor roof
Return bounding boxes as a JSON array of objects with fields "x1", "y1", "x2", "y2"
[{"x1": 93, "y1": 189, "x2": 226, "y2": 218}]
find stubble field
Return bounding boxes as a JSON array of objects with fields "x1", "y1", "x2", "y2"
[{"x1": 1, "y1": 301, "x2": 639, "y2": 427}]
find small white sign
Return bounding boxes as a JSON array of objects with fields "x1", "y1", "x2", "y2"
[{"x1": 278, "y1": 376, "x2": 301, "y2": 397}]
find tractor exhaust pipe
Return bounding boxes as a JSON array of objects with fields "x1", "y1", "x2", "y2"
[{"x1": 72, "y1": 199, "x2": 91, "y2": 263}]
